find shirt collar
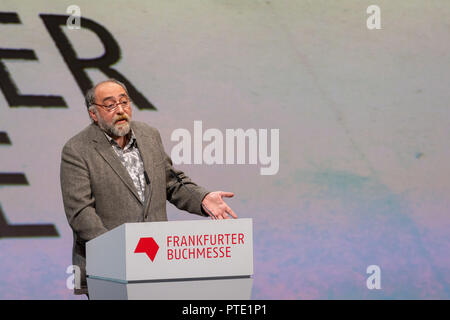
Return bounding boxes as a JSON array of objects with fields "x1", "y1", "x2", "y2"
[{"x1": 104, "y1": 129, "x2": 137, "y2": 150}]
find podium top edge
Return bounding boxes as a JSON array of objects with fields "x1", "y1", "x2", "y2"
[
  {"x1": 87, "y1": 218, "x2": 253, "y2": 245},
  {"x1": 123, "y1": 218, "x2": 253, "y2": 226}
]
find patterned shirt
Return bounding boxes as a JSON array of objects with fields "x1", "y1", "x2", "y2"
[{"x1": 104, "y1": 130, "x2": 147, "y2": 203}]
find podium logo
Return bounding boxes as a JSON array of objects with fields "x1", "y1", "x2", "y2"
[{"x1": 134, "y1": 237, "x2": 159, "y2": 262}]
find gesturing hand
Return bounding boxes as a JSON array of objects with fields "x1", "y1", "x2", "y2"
[{"x1": 201, "y1": 191, "x2": 238, "y2": 220}]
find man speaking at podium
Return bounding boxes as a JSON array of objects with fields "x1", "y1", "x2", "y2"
[{"x1": 60, "y1": 79, "x2": 237, "y2": 296}]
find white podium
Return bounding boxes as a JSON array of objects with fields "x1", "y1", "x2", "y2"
[{"x1": 86, "y1": 218, "x2": 253, "y2": 300}]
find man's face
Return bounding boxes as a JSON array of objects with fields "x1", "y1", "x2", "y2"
[{"x1": 89, "y1": 82, "x2": 132, "y2": 137}]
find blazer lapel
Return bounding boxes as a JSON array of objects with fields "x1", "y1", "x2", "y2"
[
  {"x1": 132, "y1": 122, "x2": 159, "y2": 212},
  {"x1": 89, "y1": 124, "x2": 142, "y2": 203}
]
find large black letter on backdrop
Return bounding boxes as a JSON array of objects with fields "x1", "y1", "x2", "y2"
[
  {"x1": 0, "y1": 12, "x2": 67, "y2": 108},
  {"x1": 40, "y1": 14, "x2": 156, "y2": 110},
  {"x1": 0, "y1": 132, "x2": 59, "y2": 238}
]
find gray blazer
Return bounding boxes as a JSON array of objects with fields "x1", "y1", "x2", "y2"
[{"x1": 60, "y1": 121, "x2": 209, "y2": 294}]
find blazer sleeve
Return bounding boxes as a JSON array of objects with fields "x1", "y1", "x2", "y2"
[
  {"x1": 165, "y1": 152, "x2": 210, "y2": 216},
  {"x1": 60, "y1": 141, "x2": 108, "y2": 242},
  {"x1": 151, "y1": 128, "x2": 210, "y2": 216}
]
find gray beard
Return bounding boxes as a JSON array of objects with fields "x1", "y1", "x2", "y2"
[{"x1": 98, "y1": 118, "x2": 130, "y2": 137}]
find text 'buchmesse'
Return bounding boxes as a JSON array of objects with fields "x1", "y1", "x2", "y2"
[{"x1": 166, "y1": 233, "x2": 245, "y2": 260}]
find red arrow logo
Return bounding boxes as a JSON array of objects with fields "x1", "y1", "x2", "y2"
[{"x1": 134, "y1": 237, "x2": 159, "y2": 262}]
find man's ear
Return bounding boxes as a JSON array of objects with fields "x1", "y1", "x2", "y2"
[{"x1": 88, "y1": 108, "x2": 98, "y2": 123}]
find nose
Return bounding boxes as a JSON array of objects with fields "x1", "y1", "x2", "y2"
[{"x1": 114, "y1": 103, "x2": 125, "y2": 114}]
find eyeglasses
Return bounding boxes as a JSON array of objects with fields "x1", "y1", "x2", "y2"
[{"x1": 92, "y1": 97, "x2": 131, "y2": 112}]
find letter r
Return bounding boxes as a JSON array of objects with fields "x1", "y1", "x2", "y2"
[{"x1": 39, "y1": 14, "x2": 156, "y2": 110}]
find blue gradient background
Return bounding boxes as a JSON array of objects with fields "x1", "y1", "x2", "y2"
[{"x1": 0, "y1": 0, "x2": 449, "y2": 299}]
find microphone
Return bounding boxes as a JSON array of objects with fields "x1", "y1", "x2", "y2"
[
  {"x1": 142, "y1": 171, "x2": 151, "y2": 220},
  {"x1": 169, "y1": 168, "x2": 217, "y2": 220},
  {"x1": 144, "y1": 171, "x2": 150, "y2": 185}
]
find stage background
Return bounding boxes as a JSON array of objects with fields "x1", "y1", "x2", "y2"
[{"x1": 0, "y1": 0, "x2": 449, "y2": 299}]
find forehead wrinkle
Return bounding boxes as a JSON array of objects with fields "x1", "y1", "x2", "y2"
[{"x1": 102, "y1": 93, "x2": 127, "y2": 103}]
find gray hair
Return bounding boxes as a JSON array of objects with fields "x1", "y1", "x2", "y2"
[{"x1": 85, "y1": 78, "x2": 129, "y2": 111}]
